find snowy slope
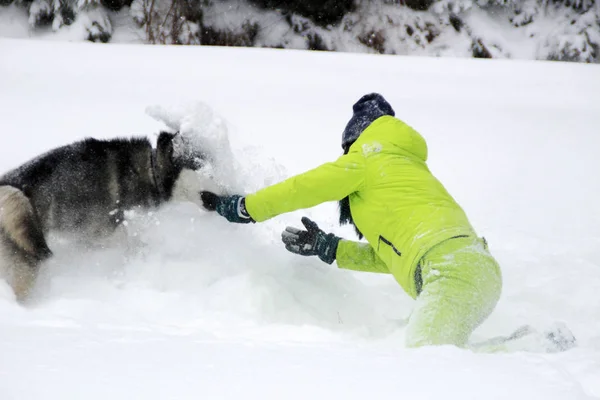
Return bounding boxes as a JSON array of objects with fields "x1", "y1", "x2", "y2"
[{"x1": 0, "y1": 38, "x2": 600, "y2": 399}]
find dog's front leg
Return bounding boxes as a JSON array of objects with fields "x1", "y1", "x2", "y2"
[{"x1": 11, "y1": 262, "x2": 39, "y2": 303}]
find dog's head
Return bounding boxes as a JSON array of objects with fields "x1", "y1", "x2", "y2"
[
  {"x1": 156, "y1": 131, "x2": 207, "y2": 171},
  {"x1": 155, "y1": 131, "x2": 217, "y2": 203}
]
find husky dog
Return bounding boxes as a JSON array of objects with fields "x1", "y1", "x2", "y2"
[{"x1": 0, "y1": 132, "x2": 207, "y2": 302}]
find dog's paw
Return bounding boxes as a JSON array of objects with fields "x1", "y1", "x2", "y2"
[{"x1": 199, "y1": 191, "x2": 220, "y2": 211}]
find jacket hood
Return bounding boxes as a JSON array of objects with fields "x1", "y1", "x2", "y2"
[{"x1": 352, "y1": 115, "x2": 428, "y2": 162}]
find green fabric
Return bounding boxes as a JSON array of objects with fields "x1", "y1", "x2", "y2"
[
  {"x1": 405, "y1": 236, "x2": 502, "y2": 347},
  {"x1": 336, "y1": 240, "x2": 389, "y2": 274},
  {"x1": 245, "y1": 115, "x2": 476, "y2": 298},
  {"x1": 245, "y1": 152, "x2": 365, "y2": 220}
]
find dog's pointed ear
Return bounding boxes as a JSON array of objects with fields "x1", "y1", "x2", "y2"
[
  {"x1": 156, "y1": 131, "x2": 178, "y2": 168},
  {"x1": 157, "y1": 131, "x2": 177, "y2": 145},
  {"x1": 157, "y1": 130, "x2": 177, "y2": 149}
]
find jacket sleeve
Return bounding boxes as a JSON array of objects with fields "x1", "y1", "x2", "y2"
[
  {"x1": 336, "y1": 240, "x2": 390, "y2": 274},
  {"x1": 245, "y1": 153, "x2": 365, "y2": 222}
]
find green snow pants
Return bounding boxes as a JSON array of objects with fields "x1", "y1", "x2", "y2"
[{"x1": 405, "y1": 236, "x2": 502, "y2": 348}]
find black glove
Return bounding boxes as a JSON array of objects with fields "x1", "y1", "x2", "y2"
[
  {"x1": 281, "y1": 217, "x2": 340, "y2": 264},
  {"x1": 200, "y1": 191, "x2": 254, "y2": 224}
]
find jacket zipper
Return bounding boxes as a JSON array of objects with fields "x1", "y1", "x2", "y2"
[{"x1": 378, "y1": 235, "x2": 402, "y2": 256}]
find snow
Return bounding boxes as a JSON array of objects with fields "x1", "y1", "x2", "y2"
[{"x1": 1, "y1": 38, "x2": 600, "y2": 399}]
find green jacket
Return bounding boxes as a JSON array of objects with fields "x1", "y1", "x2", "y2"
[{"x1": 245, "y1": 116, "x2": 475, "y2": 298}]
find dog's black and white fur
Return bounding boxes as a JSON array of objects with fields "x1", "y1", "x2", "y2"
[{"x1": 0, "y1": 131, "x2": 207, "y2": 301}]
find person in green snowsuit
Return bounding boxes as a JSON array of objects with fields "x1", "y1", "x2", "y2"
[{"x1": 200, "y1": 93, "x2": 502, "y2": 347}]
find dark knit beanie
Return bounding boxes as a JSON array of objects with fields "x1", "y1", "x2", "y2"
[{"x1": 341, "y1": 93, "x2": 395, "y2": 151}]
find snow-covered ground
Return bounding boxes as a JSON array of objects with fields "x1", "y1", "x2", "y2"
[{"x1": 1, "y1": 38, "x2": 600, "y2": 399}]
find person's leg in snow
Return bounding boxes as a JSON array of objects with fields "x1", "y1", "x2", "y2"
[{"x1": 405, "y1": 236, "x2": 502, "y2": 347}]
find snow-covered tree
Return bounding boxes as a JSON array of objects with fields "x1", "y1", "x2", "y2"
[{"x1": 25, "y1": 0, "x2": 112, "y2": 42}]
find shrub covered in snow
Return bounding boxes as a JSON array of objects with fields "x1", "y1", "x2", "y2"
[
  {"x1": 130, "y1": 0, "x2": 202, "y2": 45},
  {"x1": 247, "y1": 0, "x2": 355, "y2": 26},
  {"x1": 2, "y1": 0, "x2": 599, "y2": 63},
  {"x1": 23, "y1": 0, "x2": 113, "y2": 42}
]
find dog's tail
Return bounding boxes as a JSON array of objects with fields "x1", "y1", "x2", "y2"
[{"x1": 0, "y1": 185, "x2": 52, "y2": 301}]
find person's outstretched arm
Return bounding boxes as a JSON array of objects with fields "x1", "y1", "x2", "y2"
[
  {"x1": 246, "y1": 152, "x2": 365, "y2": 222},
  {"x1": 201, "y1": 152, "x2": 365, "y2": 223}
]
